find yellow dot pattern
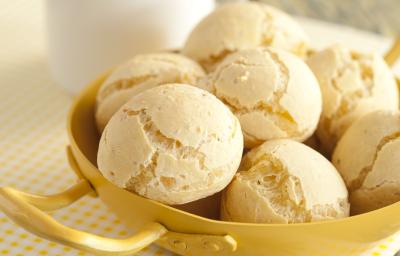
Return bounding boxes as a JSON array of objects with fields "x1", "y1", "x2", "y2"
[
  {"x1": 0, "y1": 0, "x2": 399, "y2": 256},
  {"x1": 0, "y1": 1, "x2": 173, "y2": 255}
]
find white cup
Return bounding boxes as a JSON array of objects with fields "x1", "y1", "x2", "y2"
[{"x1": 46, "y1": 0, "x2": 215, "y2": 94}]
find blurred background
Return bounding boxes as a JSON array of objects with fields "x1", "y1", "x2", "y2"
[{"x1": 256, "y1": 0, "x2": 400, "y2": 36}]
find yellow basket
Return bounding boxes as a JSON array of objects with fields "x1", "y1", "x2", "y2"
[{"x1": 0, "y1": 71, "x2": 398, "y2": 256}]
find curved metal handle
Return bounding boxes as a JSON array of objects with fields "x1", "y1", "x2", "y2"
[
  {"x1": 0, "y1": 180, "x2": 167, "y2": 256},
  {"x1": 385, "y1": 37, "x2": 400, "y2": 66}
]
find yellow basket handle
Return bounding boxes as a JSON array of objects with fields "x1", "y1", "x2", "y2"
[
  {"x1": 0, "y1": 180, "x2": 167, "y2": 256},
  {"x1": 385, "y1": 37, "x2": 400, "y2": 66}
]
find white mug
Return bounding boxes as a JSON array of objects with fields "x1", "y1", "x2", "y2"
[{"x1": 46, "y1": 0, "x2": 215, "y2": 94}]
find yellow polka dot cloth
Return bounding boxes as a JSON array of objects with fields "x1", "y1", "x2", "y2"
[{"x1": 0, "y1": 1, "x2": 399, "y2": 256}]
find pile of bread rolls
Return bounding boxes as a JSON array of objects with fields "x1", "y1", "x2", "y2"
[{"x1": 96, "y1": 2, "x2": 399, "y2": 224}]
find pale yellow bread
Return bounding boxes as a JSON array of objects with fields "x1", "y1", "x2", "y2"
[
  {"x1": 97, "y1": 84, "x2": 243, "y2": 205},
  {"x1": 95, "y1": 53, "x2": 205, "y2": 132},
  {"x1": 182, "y1": 2, "x2": 308, "y2": 71},
  {"x1": 199, "y1": 47, "x2": 321, "y2": 148},
  {"x1": 221, "y1": 139, "x2": 349, "y2": 224},
  {"x1": 307, "y1": 45, "x2": 399, "y2": 156},
  {"x1": 332, "y1": 110, "x2": 400, "y2": 214}
]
